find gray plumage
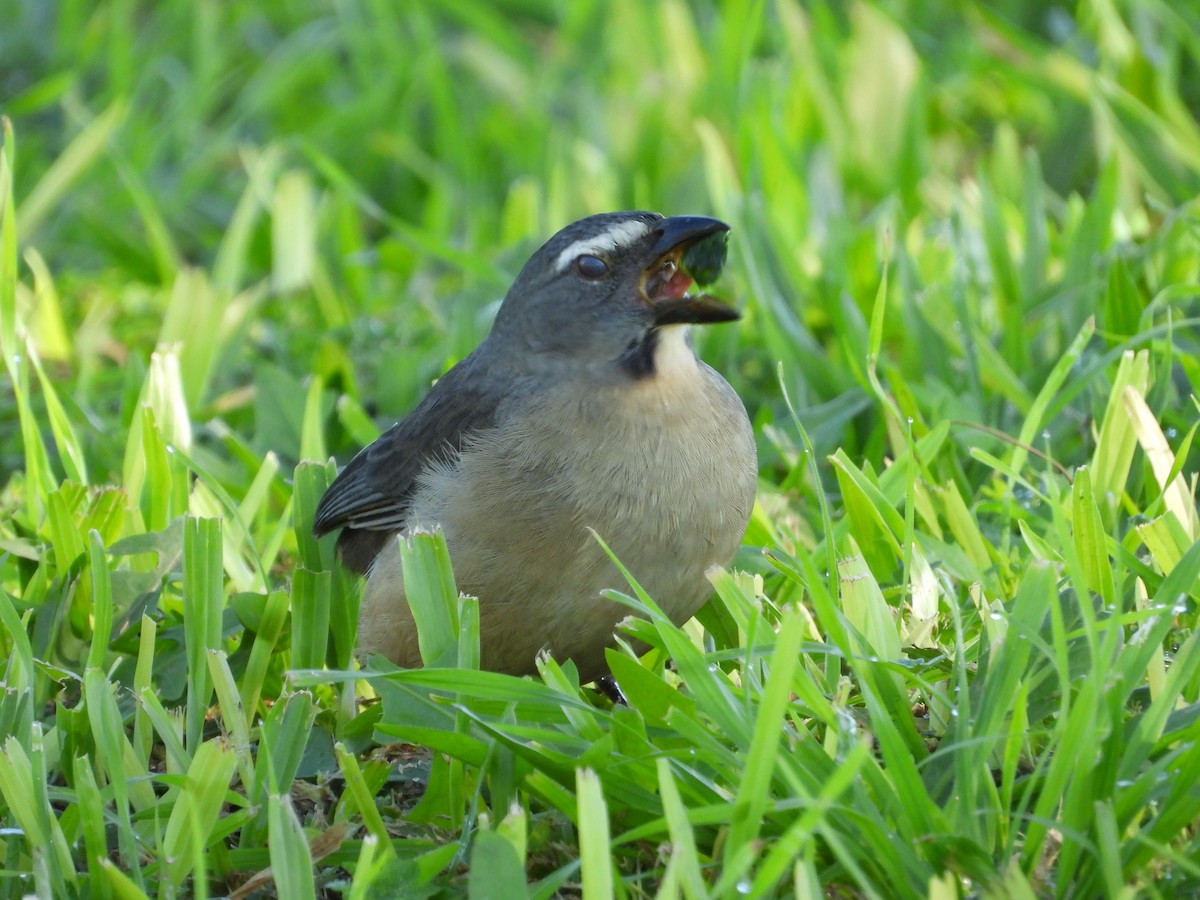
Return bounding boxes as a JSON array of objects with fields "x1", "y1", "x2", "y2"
[{"x1": 313, "y1": 211, "x2": 757, "y2": 682}]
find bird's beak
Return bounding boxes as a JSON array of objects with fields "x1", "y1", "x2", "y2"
[{"x1": 642, "y1": 216, "x2": 739, "y2": 326}]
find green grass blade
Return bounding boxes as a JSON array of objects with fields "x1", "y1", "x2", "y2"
[
  {"x1": 84, "y1": 669, "x2": 143, "y2": 882},
  {"x1": 576, "y1": 768, "x2": 614, "y2": 900},
  {"x1": 183, "y1": 516, "x2": 224, "y2": 753},
  {"x1": 267, "y1": 793, "x2": 317, "y2": 900},
  {"x1": 724, "y1": 608, "x2": 803, "y2": 864},
  {"x1": 86, "y1": 531, "x2": 113, "y2": 671},
  {"x1": 399, "y1": 529, "x2": 462, "y2": 668},
  {"x1": 468, "y1": 829, "x2": 530, "y2": 900},
  {"x1": 162, "y1": 738, "x2": 238, "y2": 890}
]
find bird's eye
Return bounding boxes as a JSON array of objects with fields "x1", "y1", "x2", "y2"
[{"x1": 575, "y1": 255, "x2": 609, "y2": 279}]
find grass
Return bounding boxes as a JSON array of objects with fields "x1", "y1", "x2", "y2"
[{"x1": 2, "y1": 0, "x2": 1200, "y2": 896}]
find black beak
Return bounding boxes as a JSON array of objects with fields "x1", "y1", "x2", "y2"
[
  {"x1": 650, "y1": 295, "x2": 741, "y2": 326},
  {"x1": 644, "y1": 216, "x2": 737, "y2": 325},
  {"x1": 649, "y1": 215, "x2": 731, "y2": 259}
]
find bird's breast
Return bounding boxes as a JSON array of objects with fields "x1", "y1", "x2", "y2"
[
  {"x1": 395, "y1": 340, "x2": 755, "y2": 675},
  {"x1": 417, "y1": 345, "x2": 754, "y2": 570}
]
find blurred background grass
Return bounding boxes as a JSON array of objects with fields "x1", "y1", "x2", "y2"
[{"x1": 5, "y1": 0, "x2": 1198, "y2": 482}]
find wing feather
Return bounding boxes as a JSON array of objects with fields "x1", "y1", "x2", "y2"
[{"x1": 313, "y1": 349, "x2": 508, "y2": 573}]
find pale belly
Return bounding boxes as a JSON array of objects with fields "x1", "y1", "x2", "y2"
[{"x1": 359, "y1": 348, "x2": 756, "y2": 681}]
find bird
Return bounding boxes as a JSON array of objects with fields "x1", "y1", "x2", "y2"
[{"x1": 312, "y1": 211, "x2": 757, "y2": 683}]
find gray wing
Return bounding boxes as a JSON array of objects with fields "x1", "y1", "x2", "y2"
[{"x1": 313, "y1": 349, "x2": 507, "y2": 573}]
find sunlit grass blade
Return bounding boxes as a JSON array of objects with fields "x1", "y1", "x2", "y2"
[
  {"x1": 1092, "y1": 350, "x2": 1150, "y2": 513},
  {"x1": 267, "y1": 793, "x2": 317, "y2": 900},
  {"x1": 97, "y1": 860, "x2": 152, "y2": 900},
  {"x1": 137, "y1": 686, "x2": 190, "y2": 773},
  {"x1": 656, "y1": 758, "x2": 708, "y2": 899},
  {"x1": 207, "y1": 649, "x2": 254, "y2": 793},
  {"x1": 28, "y1": 340, "x2": 88, "y2": 484},
  {"x1": 0, "y1": 727, "x2": 77, "y2": 897},
  {"x1": 244, "y1": 690, "x2": 317, "y2": 848},
  {"x1": 84, "y1": 669, "x2": 143, "y2": 882},
  {"x1": 576, "y1": 768, "x2": 613, "y2": 900},
  {"x1": 1071, "y1": 467, "x2": 1116, "y2": 610},
  {"x1": 400, "y1": 529, "x2": 462, "y2": 668},
  {"x1": 183, "y1": 516, "x2": 224, "y2": 753},
  {"x1": 468, "y1": 828, "x2": 530, "y2": 899},
  {"x1": 290, "y1": 566, "x2": 331, "y2": 670},
  {"x1": 1124, "y1": 386, "x2": 1198, "y2": 539},
  {"x1": 123, "y1": 350, "x2": 193, "y2": 522},
  {"x1": 724, "y1": 609, "x2": 803, "y2": 865},
  {"x1": 161, "y1": 738, "x2": 238, "y2": 891},
  {"x1": 271, "y1": 170, "x2": 317, "y2": 295},
  {"x1": 159, "y1": 268, "x2": 229, "y2": 410},
  {"x1": 86, "y1": 530, "x2": 113, "y2": 671},
  {"x1": 836, "y1": 543, "x2": 902, "y2": 662}
]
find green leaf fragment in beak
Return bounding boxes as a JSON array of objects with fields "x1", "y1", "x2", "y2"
[{"x1": 681, "y1": 230, "x2": 728, "y2": 287}]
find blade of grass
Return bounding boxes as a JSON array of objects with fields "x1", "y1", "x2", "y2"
[
  {"x1": 576, "y1": 768, "x2": 614, "y2": 900},
  {"x1": 183, "y1": 516, "x2": 224, "y2": 753},
  {"x1": 267, "y1": 793, "x2": 317, "y2": 900}
]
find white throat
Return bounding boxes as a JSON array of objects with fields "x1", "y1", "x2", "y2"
[{"x1": 654, "y1": 325, "x2": 699, "y2": 378}]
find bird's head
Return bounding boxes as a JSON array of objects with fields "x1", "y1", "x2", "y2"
[{"x1": 491, "y1": 211, "x2": 738, "y2": 374}]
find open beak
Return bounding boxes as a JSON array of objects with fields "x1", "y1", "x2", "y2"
[{"x1": 641, "y1": 216, "x2": 739, "y2": 326}]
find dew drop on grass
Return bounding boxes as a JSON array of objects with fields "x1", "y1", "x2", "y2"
[
  {"x1": 1166, "y1": 427, "x2": 1177, "y2": 438},
  {"x1": 736, "y1": 880, "x2": 753, "y2": 895},
  {"x1": 1013, "y1": 484, "x2": 1035, "y2": 510}
]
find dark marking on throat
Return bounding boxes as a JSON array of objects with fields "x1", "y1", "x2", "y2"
[{"x1": 619, "y1": 328, "x2": 659, "y2": 380}]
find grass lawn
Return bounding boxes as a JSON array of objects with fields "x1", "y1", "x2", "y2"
[{"x1": 2, "y1": 1, "x2": 1200, "y2": 896}]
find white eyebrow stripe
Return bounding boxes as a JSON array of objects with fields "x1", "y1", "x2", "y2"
[{"x1": 554, "y1": 220, "x2": 653, "y2": 271}]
